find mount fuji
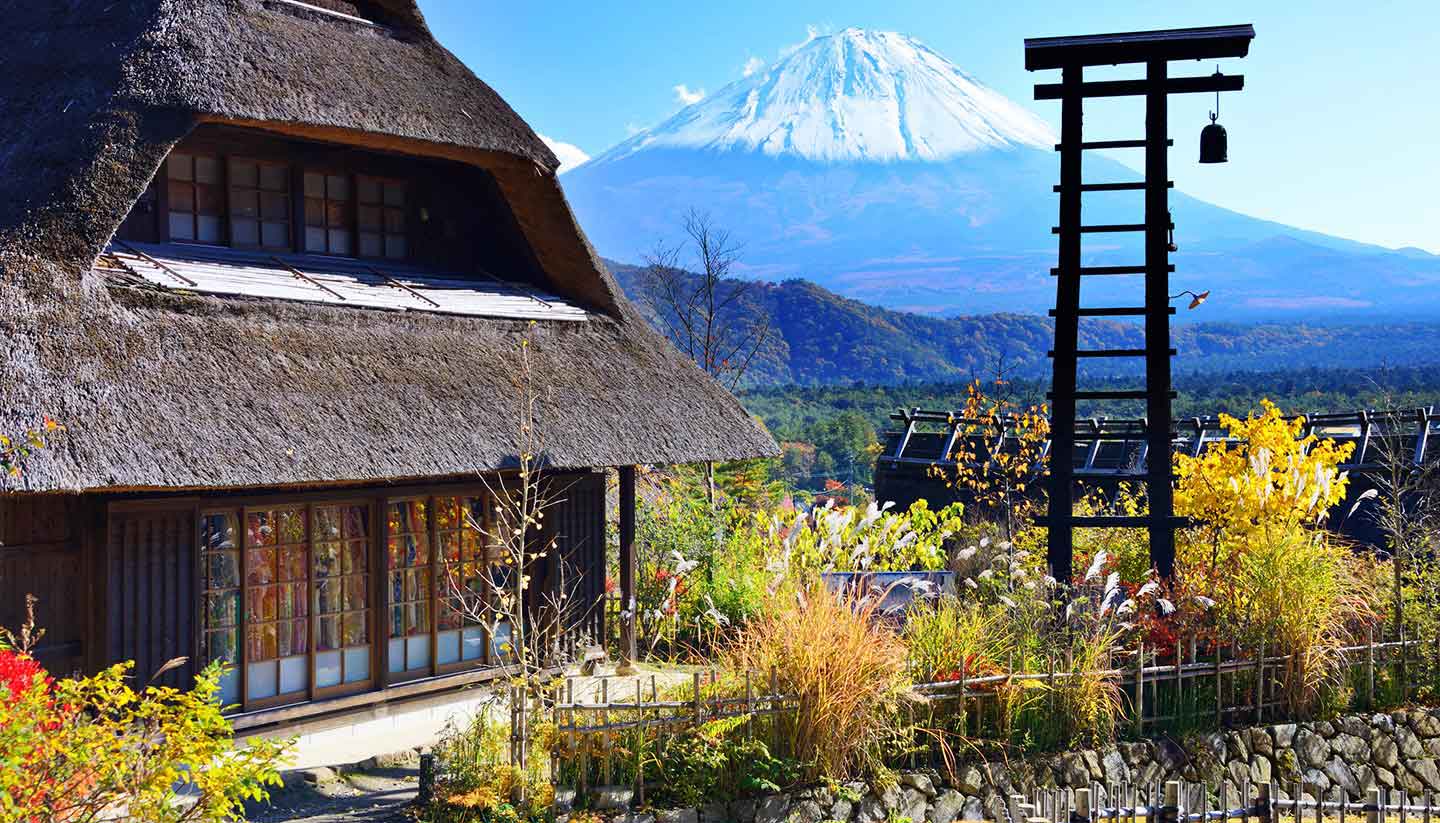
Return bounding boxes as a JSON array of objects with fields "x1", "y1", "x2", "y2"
[{"x1": 562, "y1": 29, "x2": 1440, "y2": 320}]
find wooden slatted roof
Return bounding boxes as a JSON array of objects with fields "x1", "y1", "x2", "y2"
[{"x1": 1024, "y1": 24, "x2": 1255, "y2": 70}]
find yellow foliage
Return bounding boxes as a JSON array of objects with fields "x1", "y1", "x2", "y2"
[{"x1": 1174, "y1": 400, "x2": 1353, "y2": 549}]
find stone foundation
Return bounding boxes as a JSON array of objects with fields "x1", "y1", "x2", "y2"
[{"x1": 564, "y1": 707, "x2": 1440, "y2": 823}]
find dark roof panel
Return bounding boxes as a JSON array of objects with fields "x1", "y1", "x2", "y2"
[{"x1": 1025, "y1": 24, "x2": 1255, "y2": 70}]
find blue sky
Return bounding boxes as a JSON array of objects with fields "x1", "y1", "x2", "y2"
[{"x1": 420, "y1": 1, "x2": 1439, "y2": 253}]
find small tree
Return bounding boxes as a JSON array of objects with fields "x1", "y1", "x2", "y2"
[
  {"x1": 931, "y1": 377, "x2": 1051, "y2": 539},
  {"x1": 641, "y1": 208, "x2": 774, "y2": 503},
  {"x1": 441, "y1": 325, "x2": 601, "y2": 798}
]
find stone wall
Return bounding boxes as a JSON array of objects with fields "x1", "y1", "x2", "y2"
[{"x1": 565, "y1": 707, "x2": 1440, "y2": 823}]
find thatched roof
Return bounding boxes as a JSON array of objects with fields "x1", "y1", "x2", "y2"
[{"x1": 0, "y1": 0, "x2": 777, "y2": 492}]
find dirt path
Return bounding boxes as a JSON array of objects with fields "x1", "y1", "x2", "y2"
[{"x1": 248, "y1": 767, "x2": 418, "y2": 822}]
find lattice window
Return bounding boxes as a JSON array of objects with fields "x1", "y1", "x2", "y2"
[
  {"x1": 243, "y1": 506, "x2": 309, "y2": 703},
  {"x1": 385, "y1": 499, "x2": 432, "y2": 675},
  {"x1": 229, "y1": 158, "x2": 292, "y2": 250},
  {"x1": 312, "y1": 503, "x2": 371, "y2": 689},
  {"x1": 166, "y1": 152, "x2": 223, "y2": 243},
  {"x1": 303, "y1": 172, "x2": 353, "y2": 255},
  {"x1": 358, "y1": 177, "x2": 407, "y2": 260},
  {"x1": 199, "y1": 511, "x2": 242, "y2": 706}
]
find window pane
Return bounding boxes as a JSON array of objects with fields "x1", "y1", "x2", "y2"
[
  {"x1": 195, "y1": 155, "x2": 221, "y2": 184},
  {"x1": 344, "y1": 576, "x2": 367, "y2": 612},
  {"x1": 168, "y1": 181, "x2": 195, "y2": 213},
  {"x1": 324, "y1": 201, "x2": 348, "y2": 229},
  {"x1": 279, "y1": 655, "x2": 308, "y2": 694},
  {"x1": 304, "y1": 172, "x2": 325, "y2": 197},
  {"x1": 168, "y1": 153, "x2": 194, "y2": 181},
  {"x1": 383, "y1": 208, "x2": 405, "y2": 234},
  {"x1": 383, "y1": 183, "x2": 405, "y2": 207},
  {"x1": 277, "y1": 508, "x2": 307, "y2": 544},
  {"x1": 437, "y1": 630, "x2": 460, "y2": 665},
  {"x1": 305, "y1": 226, "x2": 327, "y2": 253},
  {"x1": 261, "y1": 222, "x2": 289, "y2": 249},
  {"x1": 205, "y1": 592, "x2": 239, "y2": 627},
  {"x1": 326, "y1": 175, "x2": 349, "y2": 200},
  {"x1": 316, "y1": 650, "x2": 342, "y2": 688},
  {"x1": 358, "y1": 206, "x2": 381, "y2": 231},
  {"x1": 247, "y1": 662, "x2": 277, "y2": 700},
  {"x1": 246, "y1": 549, "x2": 275, "y2": 585},
  {"x1": 230, "y1": 218, "x2": 259, "y2": 247},
  {"x1": 230, "y1": 190, "x2": 259, "y2": 219},
  {"x1": 358, "y1": 177, "x2": 381, "y2": 204},
  {"x1": 328, "y1": 229, "x2": 350, "y2": 255},
  {"x1": 318, "y1": 615, "x2": 340, "y2": 651},
  {"x1": 344, "y1": 540, "x2": 367, "y2": 575},
  {"x1": 344, "y1": 507, "x2": 368, "y2": 539},
  {"x1": 196, "y1": 184, "x2": 223, "y2": 215},
  {"x1": 384, "y1": 236, "x2": 406, "y2": 260},
  {"x1": 344, "y1": 648, "x2": 369, "y2": 682},
  {"x1": 260, "y1": 192, "x2": 289, "y2": 221},
  {"x1": 207, "y1": 551, "x2": 240, "y2": 590},
  {"x1": 359, "y1": 233, "x2": 382, "y2": 258},
  {"x1": 260, "y1": 163, "x2": 289, "y2": 192},
  {"x1": 343, "y1": 611, "x2": 368, "y2": 646},
  {"x1": 229, "y1": 159, "x2": 259, "y2": 188},
  {"x1": 197, "y1": 216, "x2": 222, "y2": 243}
]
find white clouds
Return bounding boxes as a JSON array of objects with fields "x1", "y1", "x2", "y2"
[
  {"x1": 625, "y1": 123, "x2": 646, "y2": 137},
  {"x1": 538, "y1": 134, "x2": 590, "y2": 174},
  {"x1": 742, "y1": 56, "x2": 765, "y2": 77},
  {"x1": 673, "y1": 84, "x2": 705, "y2": 106}
]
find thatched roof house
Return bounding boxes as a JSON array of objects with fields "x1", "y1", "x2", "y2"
[{"x1": 1, "y1": 0, "x2": 775, "y2": 727}]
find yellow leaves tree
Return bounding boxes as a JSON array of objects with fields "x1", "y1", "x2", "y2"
[
  {"x1": 1174, "y1": 399, "x2": 1354, "y2": 572},
  {"x1": 1172, "y1": 400, "x2": 1371, "y2": 714},
  {"x1": 932, "y1": 379, "x2": 1050, "y2": 538}
]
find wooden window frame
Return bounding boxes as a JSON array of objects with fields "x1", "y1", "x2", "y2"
[
  {"x1": 308, "y1": 500, "x2": 377, "y2": 702},
  {"x1": 302, "y1": 167, "x2": 358, "y2": 257},
  {"x1": 355, "y1": 175, "x2": 410, "y2": 262},
  {"x1": 239, "y1": 504, "x2": 312, "y2": 712},
  {"x1": 432, "y1": 494, "x2": 497, "y2": 675},
  {"x1": 226, "y1": 156, "x2": 294, "y2": 252},
  {"x1": 164, "y1": 151, "x2": 226, "y2": 245},
  {"x1": 382, "y1": 495, "x2": 435, "y2": 685}
]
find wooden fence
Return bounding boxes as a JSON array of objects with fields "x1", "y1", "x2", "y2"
[
  {"x1": 1018, "y1": 779, "x2": 1440, "y2": 823},
  {"x1": 546, "y1": 668, "x2": 794, "y2": 802},
  {"x1": 540, "y1": 625, "x2": 1435, "y2": 797},
  {"x1": 912, "y1": 627, "x2": 1431, "y2": 741}
]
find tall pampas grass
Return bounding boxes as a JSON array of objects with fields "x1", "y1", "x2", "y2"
[{"x1": 723, "y1": 584, "x2": 910, "y2": 781}]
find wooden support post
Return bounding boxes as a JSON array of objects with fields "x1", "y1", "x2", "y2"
[
  {"x1": 1257, "y1": 783, "x2": 1274, "y2": 823},
  {"x1": 1256, "y1": 641, "x2": 1266, "y2": 724},
  {"x1": 1367, "y1": 625, "x2": 1376, "y2": 708},
  {"x1": 1134, "y1": 641, "x2": 1145, "y2": 736},
  {"x1": 1074, "y1": 788, "x2": 1091, "y2": 823},
  {"x1": 617, "y1": 466, "x2": 638, "y2": 674},
  {"x1": 1143, "y1": 57, "x2": 1177, "y2": 577},
  {"x1": 1045, "y1": 62, "x2": 1083, "y2": 583},
  {"x1": 1368, "y1": 788, "x2": 1383, "y2": 823}
]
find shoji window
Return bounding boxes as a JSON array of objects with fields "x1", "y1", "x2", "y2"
[
  {"x1": 311, "y1": 503, "x2": 372, "y2": 692},
  {"x1": 199, "y1": 511, "x2": 242, "y2": 706},
  {"x1": 229, "y1": 158, "x2": 292, "y2": 250},
  {"x1": 303, "y1": 172, "x2": 353, "y2": 255},
  {"x1": 166, "y1": 152, "x2": 223, "y2": 243},
  {"x1": 243, "y1": 506, "x2": 310, "y2": 705},
  {"x1": 385, "y1": 499, "x2": 432, "y2": 677},
  {"x1": 357, "y1": 177, "x2": 407, "y2": 260},
  {"x1": 433, "y1": 496, "x2": 492, "y2": 669}
]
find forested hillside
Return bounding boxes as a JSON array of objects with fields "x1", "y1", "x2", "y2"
[{"x1": 609, "y1": 259, "x2": 1440, "y2": 388}]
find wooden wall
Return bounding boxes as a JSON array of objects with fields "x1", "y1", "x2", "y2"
[
  {"x1": 106, "y1": 504, "x2": 198, "y2": 689},
  {"x1": 0, "y1": 495, "x2": 93, "y2": 675},
  {"x1": 545, "y1": 471, "x2": 609, "y2": 648}
]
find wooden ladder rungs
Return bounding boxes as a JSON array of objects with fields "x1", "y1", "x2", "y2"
[
  {"x1": 1052, "y1": 222, "x2": 1174, "y2": 234},
  {"x1": 1050, "y1": 265, "x2": 1175, "y2": 276},
  {"x1": 1049, "y1": 307, "x2": 1177, "y2": 317},
  {"x1": 1049, "y1": 348, "x2": 1177, "y2": 358},
  {"x1": 1053, "y1": 139, "x2": 1174, "y2": 151},
  {"x1": 1053, "y1": 181, "x2": 1175, "y2": 192},
  {"x1": 1048, "y1": 389, "x2": 1178, "y2": 401}
]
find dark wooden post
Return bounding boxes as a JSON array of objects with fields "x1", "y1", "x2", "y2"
[
  {"x1": 618, "y1": 465, "x2": 638, "y2": 672},
  {"x1": 1045, "y1": 62, "x2": 1084, "y2": 584},
  {"x1": 1144, "y1": 57, "x2": 1177, "y2": 577}
]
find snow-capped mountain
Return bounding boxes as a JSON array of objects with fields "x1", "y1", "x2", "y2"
[
  {"x1": 565, "y1": 29, "x2": 1440, "y2": 320},
  {"x1": 595, "y1": 29, "x2": 1053, "y2": 164}
]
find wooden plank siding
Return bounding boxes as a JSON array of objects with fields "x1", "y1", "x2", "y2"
[
  {"x1": 0, "y1": 495, "x2": 88, "y2": 675},
  {"x1": 545, "y1": 471, "x2": 608, "y2": 650},
  {"x1": 106, "y1": 504, "x2": 198, "y2": 689}
]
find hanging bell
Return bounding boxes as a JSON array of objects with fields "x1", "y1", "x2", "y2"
[{"x1": 1199, "y1": 116, "x2": 1228, "y2": 164}]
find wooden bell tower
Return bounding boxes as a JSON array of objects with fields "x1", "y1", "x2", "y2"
[{"x1": 1024, "y1": 25, "x2": 1255, "y2": 582}]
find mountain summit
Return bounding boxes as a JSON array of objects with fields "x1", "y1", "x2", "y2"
[
  {"x1": 595, "y1": 29, "x2": 1054, "y2": 164},
  {"x1": 565, "y1": 29, "x2": 1440, "y2": 320}
]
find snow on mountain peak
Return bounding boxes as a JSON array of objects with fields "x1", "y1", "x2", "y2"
[{"x1": 594, "y1": 28, "x2": 1056, "y2": 165}]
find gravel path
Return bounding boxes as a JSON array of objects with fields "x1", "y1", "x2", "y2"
[{"x1": 247, "y1": 768, "x2": 418, "y2": 822}]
